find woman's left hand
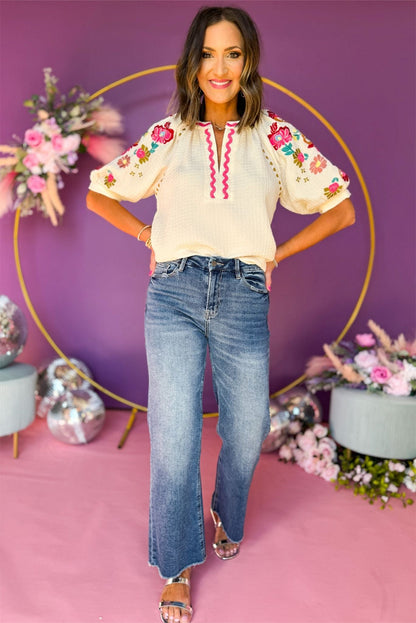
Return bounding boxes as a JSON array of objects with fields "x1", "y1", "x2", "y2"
[{"x1": 265, "y1": 260, "x2": 277, "y2": 292}]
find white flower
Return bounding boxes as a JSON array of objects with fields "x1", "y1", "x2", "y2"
[
  {"x1": 402, "y1": 360, "x2": 416, "y2": 382},
  {"x1": 388, "y1": 461, "x2": 406, "y2": 472},
  {"x1": 403, "y1": 476, "x2": 416, "y2": 492},
  {"x1": 387, "y1": 484, "x2": 398, "y2": 493}
]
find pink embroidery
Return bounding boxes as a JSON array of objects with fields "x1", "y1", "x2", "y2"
[
  {"x1": 202, "y1": 126, "x2": 216, "y2": 199},
  {"x1": 222, "y1": 126, "x2": 236, "y2": 199}
]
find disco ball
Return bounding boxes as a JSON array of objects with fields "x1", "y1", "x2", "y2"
[
  {"x1": 0, "y1": 295, "x2": 28, "y2": 368},
  {"x1": 47, "y1": 388, "x2": 106, "y2": 444},
  {"x1": 261, "y1": 397, "x2": 291, "y2": 453},
  {"x1": 37, "y1": 357, "x2": 92, "y2": 416},
  {"x1": 261, "y1": 388, "x2": 322, "y2": 453}
]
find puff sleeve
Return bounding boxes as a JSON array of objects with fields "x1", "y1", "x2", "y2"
[
  {"x1": 261, "y1": 111, "x2": 351, "y2": 215},
  {"x1": 88, "y1": 114, "x2": 180, "y2": 203}
]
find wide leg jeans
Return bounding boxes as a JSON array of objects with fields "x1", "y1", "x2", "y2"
[{"x1": 145, "y1": 256, "x2": 271, "y2": 578}]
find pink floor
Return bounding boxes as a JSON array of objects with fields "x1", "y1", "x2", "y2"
[{"x1": 1, "y1": 410, "x2": 415, "y2": 623}]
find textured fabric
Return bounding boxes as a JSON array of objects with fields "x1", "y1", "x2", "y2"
[
  {"x1": 89, "y1": 110, "x2": 351, "y2": 271},
  {"x1": 144, "y1": 256, "x2": 270, "y2": 577}
]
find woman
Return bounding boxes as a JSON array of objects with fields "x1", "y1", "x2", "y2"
[{"x1": 86, "y1": 6, "x2": 355, "y2": 622}]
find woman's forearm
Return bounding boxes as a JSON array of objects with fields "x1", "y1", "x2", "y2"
[
  {"x1": 275, "y1": 198, "x2": 355, "y2": 263},
  {"x1": 86, "y1": 190, "x2": 151, "y2": 242}
]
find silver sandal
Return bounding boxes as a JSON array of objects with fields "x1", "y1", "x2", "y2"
[
  {"x1": 158, "y1": 575, "x2": 193, "y2": 622},
  {"x1": 210, "y1": 508, "x2": 240, "y2": 560}
]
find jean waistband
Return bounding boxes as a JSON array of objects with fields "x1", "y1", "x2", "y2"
[{"x1": 176, "y1": 255, "x2": 244, "y2": 277}]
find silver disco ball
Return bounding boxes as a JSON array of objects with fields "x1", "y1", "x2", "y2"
[
  {"x1": 47, "y1": 388, "x2": 106, "y2": 444},
  {"x1": 261, "y1": 388, "x2": 322, "y2": 453},
  {"x1": 0, "y1": 295, "x2": 28, "y2": 368},
  {"x1": 261, "y1": 397, "x2": 291, "y2": 453},
  {"x1": 37, "y1": 357, "x2": 92, "y2": 414}
]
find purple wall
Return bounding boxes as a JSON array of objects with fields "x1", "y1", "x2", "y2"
[{"x1": 1, "y1": 1, "x2": 415, "y2": 411}]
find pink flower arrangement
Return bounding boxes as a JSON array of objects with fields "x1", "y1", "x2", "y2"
[
  {"x1": 278, "y1": 422, "x2": 340, "y2": 482},
  {"x1": 0, "y1": 68, "x2": 124, "y2": 225},
  {"x1": 305, "y1": 320, "x2": 416, "y2": 397}
]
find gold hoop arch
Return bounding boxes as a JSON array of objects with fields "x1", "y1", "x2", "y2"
[{"x1": 14, "y1": 66, "x2": 375, "y2": 414}]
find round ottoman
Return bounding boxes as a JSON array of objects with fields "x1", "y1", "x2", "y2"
[{"x1": 0, "y1": 362, "x2": 37, "y2": 458}]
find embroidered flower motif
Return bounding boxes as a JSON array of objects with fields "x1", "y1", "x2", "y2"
[
  {"x1": 340, "y1": 170, "x2": 349, "y2": 182},
  {"x1": 151, "y1": 121, "x2": 174, "y2": 144},
  {"x1": 267, "y1": 110, "x2": 283, "y2": 122},
  {"x1": 324, "y1": 178, "x2": 343, "y2": 199},
  {"x1": 293, "y1": 149, "x2": 306, "y2": 168},
  {"x1": 135, "y1": 145, "x2": 151, "y2": 163},
  {"x1": 104, "y1": 172, "x2": 116, "y2": 188},
  {"x1": 268, "y1": 123, "x2": 292, "y2": 150},
  {"x1": 117, "y1": 154, "x2": 131, "y2": 168},
  {"x1": 310, "y1": 155, "x2": 327, "y2": 174}
]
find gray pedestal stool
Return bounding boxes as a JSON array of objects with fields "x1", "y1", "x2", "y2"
[{"x1": 0, "y1": 362, "x2": 37, "y2": 458}]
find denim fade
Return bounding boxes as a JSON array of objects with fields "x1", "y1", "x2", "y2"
[{"x1": 145, "y1": 256, "x2": 271, "y2": 578}]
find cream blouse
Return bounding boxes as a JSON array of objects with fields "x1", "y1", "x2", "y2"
[{"x1": 89, "y1": 109, "x2": 351, "y2": 270}]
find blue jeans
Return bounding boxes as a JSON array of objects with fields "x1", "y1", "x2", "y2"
[{"x1": 145, "y1": 256, "x2": 270, "y2": 578}]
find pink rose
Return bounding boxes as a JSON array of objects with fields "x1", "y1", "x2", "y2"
[
  {"x1": 320, "y1": 463, "x2": 340, "y2": 482},
  {"x1": 312, "y1": 423, "x2": 328, "y2": 439},
  {"x1": 328, "y1": 182, "x2": 339, "y2": 193},
  {"x1": 384, "y1": 374, "x2": 412, "y2": 396},
  {"x1": 303, "y1": 457, "x2": 320, "y2": 474},
  {"x1": 296, "y1": 429, "x2": 317, "y2": 451},
  {"x1": 370, "y1": 366, "x2": 392, "y2": 384},
  {"x1": 24, "y1": 129, "x2": 44, "y2": 147},
  {"x1": 354, "y1": 350, "x2": 379, "y2": 370},
  {"x1": 136, "y1": 149, "x2": 146, "y2": 159},
  {"x1": 23, "y1": 152, "x2": 41, "y2": 173},
  {"x1": 27, "y1": 175, "x2": 46, "y2": 194},
  {"x1": 318, "y1": 439, "x2": 336, "y2": 461},
  {"x1": 355, "y1": 333, "x2": 376, "y2": 347}
]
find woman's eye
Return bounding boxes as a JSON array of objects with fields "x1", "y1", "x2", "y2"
[
  {"x1": 202, "y1": 52, "x2": 212, "y2": 58},
  {"x1": 229, "y1": 51, "x2": 241, "y2": 58}
]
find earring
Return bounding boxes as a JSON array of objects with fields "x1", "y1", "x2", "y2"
[{"x1": 240, "y1": 90, "x2": 245, "y2": 98}]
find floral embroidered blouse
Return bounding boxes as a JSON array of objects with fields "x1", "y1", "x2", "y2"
[{"x1": 89, "y1": 109, "x2": 351, "y2": 270}]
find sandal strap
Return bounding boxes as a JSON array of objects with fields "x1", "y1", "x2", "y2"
[
  {"x1": 165, "y1": 576, "x2": 190, "y2": 587},
  {"x1": 213, "y1": 539, "x2": 238, "y2": 549},
  {"x1": 210, "y1": 508, "x2": 223, "y2": 529},
  {"x1": 159, "y1": 600, "x2": 193, "y2": 615}
]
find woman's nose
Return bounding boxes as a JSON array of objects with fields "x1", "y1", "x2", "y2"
[{"x1": 212, "y1": 56, "x2": 228, "y2": 77}]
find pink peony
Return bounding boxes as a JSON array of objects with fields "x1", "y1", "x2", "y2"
[
  {"x1": 23, "y1": 152, "x2": 41, "y2": 173},
  {"x1": 354, "y1": 350, "x2": 379, "y2": 370},
  {"x1": 370, "y1": 366, "x2": 392, "y2": 384},
  {"x1": 355, "y1": 333, "x2": 376, "y2": 347},
  {"x1": 384, "y1": 374, "x2": 412, "y2": 396},
  {"x1": 24, "y1": 129, "x2": 44, "y2": 147},
  {"x1": 268, "y1": 124, "x2": 292, "y2": 150},
  {"x1": 27, "y1": 175, "x2": 46, "y2": 194}
]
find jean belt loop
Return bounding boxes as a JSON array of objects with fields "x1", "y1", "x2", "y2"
[
  {"x1": 234, "y1": 258, "x2": 241, "y2": 279},
  {"x1": 179, "y1": 257, "x2": 187, "y2": 272}
]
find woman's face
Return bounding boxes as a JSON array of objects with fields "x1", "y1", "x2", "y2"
[{"x1": 196, "y1": 20, "x2": 245, "y2": 111}]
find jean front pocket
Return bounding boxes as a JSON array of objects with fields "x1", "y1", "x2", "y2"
[
  {"x1": 152, "y1": 260, "x2": 181, "y2": 279},
  {"x1": 240, "y1": 265, "x2": 269, "y2": 294}
]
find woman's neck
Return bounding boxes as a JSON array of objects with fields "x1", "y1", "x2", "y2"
[{"x1": 203, "y1": 101, "x2": 240, "y2": 127}]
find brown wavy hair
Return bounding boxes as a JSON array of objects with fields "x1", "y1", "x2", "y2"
[{"x1": 173, "y1": 6, "x2": 263, "y2": 131}]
